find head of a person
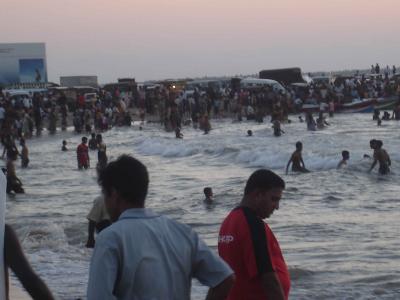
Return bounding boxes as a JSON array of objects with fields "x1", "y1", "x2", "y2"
[
  {"x1": 247, "y1": 130, "x2": 253, "y2": 136},
  {"x1": 243, "y1": 169, "x2": 285, "y2": 219},
  {"x1": 342, "y1": 150, "x2": 350, "y2": 160},
  {"x1": 62, "y1": 140, "x2": 67, "y2": 145},
  {"x1": 203, "y1": 187, "x2": 213, "y2": 198},
  {"x1": 82, "y1": 137, "x2": 88, "y2": 144},
  {"x1": 98, "y1": 155, "x2": 149, "y2": 222},
  {"x1": 296, "y1": 141, "x2": 303, "y2": 151},
  {"x1": 376, "y1": 140, "x2": 383, "y2": 149},
  {"x1": 369, "y1": 139, "x2": 377, "y2": 149},
  {"x1": 91, "y1": 133, "x2": 96, "y2": 138},
  {"x1": 96, "y1": 134, "x2": 102, "y2": 142}
]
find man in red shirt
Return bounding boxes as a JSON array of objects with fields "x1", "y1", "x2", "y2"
[
  {"x1": 218, "y1": 169, "x2": 290, "y2": 300},
  {"x1": 77, "y1": 137, "x2": 90, "y2": 169}
]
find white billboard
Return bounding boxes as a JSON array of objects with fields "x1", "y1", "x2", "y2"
[{"x1": 0, "y1": 43, "x2": 47, "y2": 85}]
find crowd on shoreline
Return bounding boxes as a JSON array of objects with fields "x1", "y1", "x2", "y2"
[
  {"x1": 0, "y1": 69, "x2": 399, "y2": 299},
  {"x1": 0, "y1": 65, "x2": 399, "y2": 194}
]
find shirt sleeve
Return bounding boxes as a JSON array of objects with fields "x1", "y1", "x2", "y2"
[
  {"x1": 87, "y1": 231, "x2": 119, "y2": 300},
  {"x1": 192, "y1": 231, "x2": 233, "y2": 288}
]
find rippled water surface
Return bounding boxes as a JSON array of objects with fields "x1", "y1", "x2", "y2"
[{"x1": 5, "y1": 113, "x2": 400, "y2": 299}]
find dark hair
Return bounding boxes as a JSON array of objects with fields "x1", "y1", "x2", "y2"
[
  {"x1": 98, "y1": 155, "x2": 149, "y2": 206},
  {"x1": 342, "y1": 150, "x2": 349, "y2": 158},
  {"x1": 296, "y1": 141, "x2": 302, "y2": 149},
  {"x1": 82, "y1": 137, "x2": 88, "y2": 142},
  {"x1": 204, "y1": 187, "x2": 212, "y2": 195},
  {"x1": 244, "y1": 169, "x2": 285, "y2": 196}
]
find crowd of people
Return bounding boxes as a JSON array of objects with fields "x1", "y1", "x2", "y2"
[{"x1": 0, "y1": 65, "x2": 399, "y2": 299}]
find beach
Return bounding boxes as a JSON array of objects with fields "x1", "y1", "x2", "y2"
[{"x1": 3, "y1": 113, "x2": 400, "y2": 299}]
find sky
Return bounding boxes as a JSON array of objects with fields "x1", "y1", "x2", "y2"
[{"x1": 1, "y1": 0, "x2": 399, "y2": 83}]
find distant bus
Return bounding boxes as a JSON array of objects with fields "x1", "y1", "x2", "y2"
[
  {"x1": 259, "y1": 68, "x2": 306, "y2": 85},
  {"x1": 103, "y1": 78, "x2": 137, "y2": 94}
]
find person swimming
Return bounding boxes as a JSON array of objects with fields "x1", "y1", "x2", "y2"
[
  {"x1": 203, "y1": 187, "x2": 213, "y2": 204},
  {"x1": 175, "y1": 127, "x2": 183, "y2": 139},
  {"x1": 286, "y1": 141, "x2": 310, "y2": 174},
  {"x1": 306, "y1": 113, "x2": 316, "y2": 131},
  {"x1": 272, "y1": 120, "x2": 285, "y2": 137},
  {"x1": 337, "y1": 150, "x2": 350, "y2": 169},
  {"x1": 368, "y1": 140, "x2": 391, "y2": 174},
  {"x1": 88, "y1": 133, "x2": 97, "y2": 150},
  {"x1": 247, "y1": 130, "x2": 253, "y2": 137},
  {"x1": 61, "y1": 140, "x2": 68, "y2": 151}
]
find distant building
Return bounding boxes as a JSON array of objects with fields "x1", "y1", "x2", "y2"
[
  {"x1": 0, "y1": 43, "x2": 48, "y2": 86},
  {"x1": 60, "y1": 76, "x2": 98, "y2": 88}
]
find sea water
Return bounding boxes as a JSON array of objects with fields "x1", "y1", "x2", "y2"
[{"x1": 5, "y1": 113, "x2": 400, "y2": 299}]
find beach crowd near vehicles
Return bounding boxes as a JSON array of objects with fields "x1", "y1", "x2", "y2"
[{"x1": 0, "y1": 64, "x2": 399, "y2": 299}]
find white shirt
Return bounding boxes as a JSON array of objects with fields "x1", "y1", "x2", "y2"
[{"x1": 87, "y1": 208, "x2": 232, "y2": 300}]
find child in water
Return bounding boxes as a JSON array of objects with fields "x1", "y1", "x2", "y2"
[
  {"x1": 61, "y1": 140, "x2": 68, "y2": 151},
  {"x1": 203, "y1": 187, "x2": 213, "y2": 204},
  {"x1": 272, "y1": 120, "x2": 285, "y2": 137},
  {"x1": 286, "y1": 141, "x2": 310, "y2": 174},
  {"x1": 337, "y1": 150, "x2": 350, "y2": 169},
  {"x1": 175, "y1": 127, "x2": 183, "y2": 139},
  {"x1": 368, "y1": 140, "x2": 391, "y2": 174}
]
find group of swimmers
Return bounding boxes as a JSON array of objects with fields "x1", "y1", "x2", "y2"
[
  {"x1": 285, "y1": 139, "x2": 391, "y2": 175},
  {"x1": 73, "y1": 133, "x2": 108, "y2": 171}
]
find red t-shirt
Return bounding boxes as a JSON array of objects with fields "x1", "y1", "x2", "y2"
[
  {"x1": 77, "y1": 143, "x2": 89, "y2": 165},
  {"x1": 218, "y1": 206, "x2": 290, "y2": 300}
]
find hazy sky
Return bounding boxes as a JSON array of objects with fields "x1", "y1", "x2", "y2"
[{"x1": 1, "y1": 0, "x2": 399, "y2": 83}]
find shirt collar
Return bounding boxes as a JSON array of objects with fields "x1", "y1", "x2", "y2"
[{"x1": 118, "y1": 208, "x2": 159, "y2": 220}]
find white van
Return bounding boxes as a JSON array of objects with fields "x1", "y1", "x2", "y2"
[{"x1": 239, "y1": 78, "x2": 286, "y2": 93}]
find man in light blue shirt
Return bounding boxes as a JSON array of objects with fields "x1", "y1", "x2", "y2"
[{"x1": 87, "y1": 155, "x2": 234, "y2": 300}]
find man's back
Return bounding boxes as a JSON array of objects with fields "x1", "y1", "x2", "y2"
[
  {"x1": 218, "y1": 207, "x2": 290, "y2": 300},
  {"x1": 88, "y1": 208, "x2": 231, "y2": 300}
]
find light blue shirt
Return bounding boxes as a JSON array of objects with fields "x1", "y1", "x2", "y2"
[{"x1": 87, "y1": 208, "x2": 232, "y2": 300}]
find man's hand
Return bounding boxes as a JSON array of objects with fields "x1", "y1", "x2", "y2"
[
  {"x1": 86, "y1": 238, "x2": 95, "y2": 248},
  {"x1": 205, "y1": 274, "x2": 235, "y2": 300}
]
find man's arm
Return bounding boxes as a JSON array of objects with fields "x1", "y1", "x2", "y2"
[
  {"x1": 205, "y1": 274, "x2": 235, "y2": 300},
  {"x1": 368, "y1": 159, "x2": 377, "y2": 172},
  {"x1": 285, "y1": 157, "x2": 292, "y2": 174},
  {"x1": 86, "y1": 220, "x2": 96, "y2": 248},
  {"x1": 300, "y1": 157, "x2": 306, "y2": 168},
  {"x1": 261, "y1": 272, "x2": 285, "y2": 300},
  {"x1": 4, "y1": 224, "x2": 54, "y2": 300},
  {"x1": 191, "y1": 231, "x2": 234, "y2": 297}
]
